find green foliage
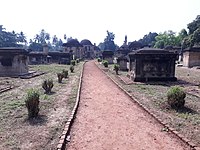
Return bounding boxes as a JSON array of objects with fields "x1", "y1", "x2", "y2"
[
  {"x1": 187, "y1": 15, "x2": 200, "y2": 35},
  {"x1": 167, "y1": 86, "x2": 186, "y2": 109},
  {"x1": 97, "y1": 58, "x2": 102, "y2": 62},
  {"x1": 102, "y1": 60, "x2": 108, "y2": 67},
  {"x1": 114, "y1": 64, "x2": 119, "y2": 75},
  {"x1": 76, "y1": 59, "x2": 80, "y2": 64},
  {"x1": 42, "y1": 79, "x2": 54, "y2": 94},
  {"x1": 154, "y1": 30, "x2": 181, "y2": 48},
  {"x1": 99, "y1": 30, "x2": 117, "y2": 51},
  {"x1": 71, "y1": 60, "x2": 76, "y2": 66},
  {"x1": 129, "y1": 41, "x2": 143, "y2": 50},
  {"x1": 183, "y1": 15, "x2": 200, "y2": 48},
  {"x1": 25, "y1": 89, "x2": 40, "y2": 118},
  {"x1": 70, "y1": 65, "x2": 74, "y2": 73},
  {"x1": 62, "y1": 69, "x2": 69, "y2": 78},
  {"x1": 57, "y1": 73, "x2": 64, "y2": 83},
  {"x1": 138, "y1": 32, "x2": 158, "y2": 47},
  {"x1": 0, "y1": 25, "x2": 26, "y2": 47}
]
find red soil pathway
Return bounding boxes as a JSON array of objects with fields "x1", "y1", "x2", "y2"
[{"x1": 66, "y1": 61, "x2": 191, "y2": 150}]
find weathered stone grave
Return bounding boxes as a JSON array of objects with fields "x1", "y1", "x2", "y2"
[
  {"x1": 117, "y1": 55, "x2": 128, "y2": 71},
  {"x1": 0, "y1": 47, "x2": 29, "y2": 77},
  {"x1": 128, "y1": 48, "x2": 178, "y2": 82},
  {"x1": 102, "y1": 50, "x2": 114, "y2": 64},
  {"x1": 183, "y1": 46, "x2": 200, "y2": 68}
]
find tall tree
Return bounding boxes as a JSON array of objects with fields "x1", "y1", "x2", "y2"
[
  {"x1": 187, "y1": 15, "x2": 200, "y2": 35},
  {"x1": 17, "y1": 31, "x2": 27, "y2": 45},
  {"x1": 29, "y1": 29, "x2": 51, "y2": 51},
  {"x1": 154, "y1": 30, "x2": 181, "y2": 48},
  {"x1": 139, "y1": 32, "x2": 158, "y2": 47},
  {"x1": 102, "y1": 30, "x2": 116, "y2": 51},
  {"x1": 183, "y1": 15, "x2": 200, "y2": 48},
  {"x1": 0, "y1": 26, "x2": 22, "y2": 47}
]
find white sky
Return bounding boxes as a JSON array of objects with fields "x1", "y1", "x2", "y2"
[{"x1": 0, "y1": 0, "x2": 200, "y2": 45}]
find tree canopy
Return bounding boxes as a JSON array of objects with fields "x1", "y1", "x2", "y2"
[
  {"x1": 154, "y1": 30, "x2": 181, "y2": 49},
  {"x1": 98, "y1": 30, "x2": 117, "y2": 51},
  {"x1": 138, "y1": 32, "x2": 158, "y2": 47},
  {"x1": 0, "y1": 25, "x2": 27, "y2": 47},
  {"x1": 183, "y1": 15, "x2": 200, "y2": 48}
]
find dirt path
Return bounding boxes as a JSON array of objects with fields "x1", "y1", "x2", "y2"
[{"x1": 66, "y1": 61, "x2": 191, "y2": 150}]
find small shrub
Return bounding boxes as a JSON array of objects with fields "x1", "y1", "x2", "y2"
[
  {"x1": 62, "y1": 69, "x2": 69, "y2": 78},
  {"x1": 103, "y1": 60, "x2": 108, "y2": 67},
  {"x1": 97, "y1": 58, "x2": 102, "y2": 62},
  {"x1": 167, "y1": 86, "x2": 186, "y2": 109},
  {"x1": 70, "y1": 65, "x2": 74, "y2": 73},
  {"x1": 114, "y1": 64, "x2": 119, "y2": 75},
  {"x1": 25, "y1": 89, "x2": 40, "y2": 118},
  {"x1": 71, "y1": 60, "x2": 76, "y2": 66},
  {"x1": 42, "y1": 79, "x2": 54, "y2": 94},
  {"x1": 76, "y1": 59, "x2": 80, "y2": 64},
  {"x1": 57, "y1": 73, "x2": 64, "y2": 83}
]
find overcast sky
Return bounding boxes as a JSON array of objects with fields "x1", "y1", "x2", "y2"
[{"x1": 0, "y1": 0, "x2": 200, "y2": 45}]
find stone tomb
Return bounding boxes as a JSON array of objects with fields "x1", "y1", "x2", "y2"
[
  {"x1": 183, "y1": 46, "x2": 200, "y2": 68},
  {"x1": 117, "y1": 55, "x2": 128, "y2": 71},
  {"x1": 0, "y1": 47, "x2": 29, "y2": 76},
  {"x1": 128, "y1": 48, "x2": 178, "y2": 82},
  {"x1": 102, "y1": 50, "x2": 114, "y2": 64}
]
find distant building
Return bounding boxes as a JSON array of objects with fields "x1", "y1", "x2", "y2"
[
  {"x1": 62, "y1": 39, "x2": 83, "y2": 59},
  {"x1": 80, "y1": 39, "x2": 95, "y2": 59}
]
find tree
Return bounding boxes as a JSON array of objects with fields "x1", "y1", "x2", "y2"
[
  {"x1": 139, "y1": 32, "x2": 158, "y2": 47},
  {"x1": 183, "y1": 15, "x2": 200, "y2": 48},
  {"x1": 187, "y1": 15, "x2": 200, "y2": 35},
  {"x1": 100, "y1": 30, "x2": 117, "y2": 51},
  {"x1": 0, "y1": 26, "x2": 22, "y2": 47},
  {"x1": 29, "y1": 29, "x2": 51, "y2": 51},
  {"x1": 52, "y1": 35, "x2": 58, "y2": 46},
  {"x1": 17, "y1": 31, "x2": 27, "y2": 45},
  {"x1": 129, "y1": 41, "x2": 143, "y2": 50},
  {"x1": 154, "y1": 30, "x2": 181, "y2": 48}
]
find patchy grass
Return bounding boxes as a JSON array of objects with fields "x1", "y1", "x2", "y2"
[
  {"x1": 97, "y1": 62, "x2": 200, "y2": 147},
  {"x1": 0, "y1": 62, "x2": 83, "y2": 150}
]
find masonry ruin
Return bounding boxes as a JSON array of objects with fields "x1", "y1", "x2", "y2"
[
  {"x1": 183, "y1": 46, "x2": 200, "y2": 68},
  {"x1": 0, "y1": 47, "x2": 29, "y2": 76},
  {"x1": 128, "y1": 48, "x2": 178, "y2": 82},
  {"x1": 102, "y1": 50, "x2": 114, "y2": 64}
]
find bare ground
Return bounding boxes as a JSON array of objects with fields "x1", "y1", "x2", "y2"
[
  {"x1": 0, "y1": 63, "x2": 82, "y2": 150},
  {"x1": 98, "y1": 63, "x2": 200, "y2": 147},
  {"x1": 67, "y1": 61, "x2": 191, "y2": 150}
]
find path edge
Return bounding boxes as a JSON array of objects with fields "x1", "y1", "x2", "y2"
[
  {"x1": 95, "y1": 62, "x2": 199, "y2": 150},
  {"x1": 57, "y1": 61, "x2": 86, "y2": 150}
]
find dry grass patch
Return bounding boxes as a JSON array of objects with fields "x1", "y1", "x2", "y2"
[
  {"x1": 97, "y1": 62, "x2": 200, "y2": 147},
  {"x1": 0, "y1": 62, "x2": 83, "y2": 150}
]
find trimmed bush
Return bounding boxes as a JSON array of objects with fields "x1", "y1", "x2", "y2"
[
  {"x1": 76, "y1": 59, "x2": 80, "y2": 64},
  {"x1": 71, "y1": 60, "x2": 76, "y2": 66},
  {"x1": 114, "y1": 64, "x2": 119, "y2": 75},
  {"x1": 42, "y1": 79, "x2": 54, "y2": 94},
  {"x1": 103, "y1": 60, "x2": 108, "y2": 67},
  {"x1": 62, "y1": 69, "x2": 69, "y2": 78},
  {"x1": 167, "y1": 86, "x2": 186, "y2": 109},
  {"x1": 70, "y1": 65, "x2": 74, "y2": 73},
  {"x1": 97, "y1": 58, "x2": 102, "y2": 62},
  {"x1": 57, "y1": 73, "x2": 64, "y2": 83},
  {"x1": 25, "y1": 89, "x2": 40, "y2": 118}
]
